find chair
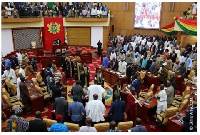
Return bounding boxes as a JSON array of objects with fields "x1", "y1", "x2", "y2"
[
  {"x1": 171, "y1": 94, "x2": 190, "y2": 107},
  {"x1": 31, "y1": 41, "x2": 37, "y2": 49},
  {"x1": 174, "y1": 86, "x2": 190, "y2": 101},
  {"x1": 139, "y1": 84, "x2": 154, "y2": 98},
  {"x1": 94, "y1": 122, "x2": 109, "y2": 132},
  {"x1": 2, "y1": 87, "x2": 18, "y2": 103},
  {"x1": 64, "y1": 122, "x2": 80, "y2": 131},
  {"x1": 35, "y1": 85, "x2": 51, "y2": 100},
  {"x1": 140, "y1": 71, "x2": 146, "y2": 83},
  {"x1": 10, "y1": 82, "x2": 17, "y2": 95},
  {"x1": 2, "y1": 94, "x2": 24, "y2": 111},
  {"x1": 168, "y1": 70, "x2": 174, "y2": 80},
  {"x1": 32, "y1": 78, "x2": 39, "y2": 86},
  {"x1": 36, "y1": 72, "x2": 45, "y2": 86},
  {"x1": 116, "y1": 121, "x2": 133, "y2": 131},
  {"x1": 156, "y1": 107, "x2": 178, "y2": 125},
  {"x1": 177, "y1": 99, "x2": 189, "y2": 111},
  {"x1": 188, "y1": 70, "x2": 195, "y2": 80},
  {"x1": 15, "y1": 69, "x2": 19, "y2": 77},
  {"x1": 43, "y1": 118, "x2": 57, "y2": 128}
]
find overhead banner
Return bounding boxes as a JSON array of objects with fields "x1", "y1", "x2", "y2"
[{"x1": 43, "y1": 17, "x2": 64, "y2": 50}]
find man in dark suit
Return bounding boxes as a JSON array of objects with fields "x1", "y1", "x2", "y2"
[
  {"x1": 108, "y1": 94, "x2": 126, "y2": 124},
  {"x1": 28, "y1": 111, "x2": 47, "y2": 132},
  {"x1": 131, "y1": 75, "x2": 140, "y2": 95},
  {"x1": 131, "y1": 118, "x2": 147, "y2": 132},
  {"x1": 51, "y1": 82, "x2": 62, "y2": 102},
  {"x1": 54, "y1": 92, "x2": 68, "y2": 122},
  {"x1": 149, "y1": 59, "x2": 157, "y2": 74},
  {"x1": 71, "y1": 80, "x2": 85, "y2": 102},
  {"x1": 97, "y1": 40, "x2": 102, "y2": 57}
]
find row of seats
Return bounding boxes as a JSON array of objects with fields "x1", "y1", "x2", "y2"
[{"x1": 43, "y1": 118, "x2": 133, "y2": 132}]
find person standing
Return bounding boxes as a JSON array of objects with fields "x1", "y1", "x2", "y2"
[
  {"x1": 126, "y1": 87, "x2": 137, "y2": 125},
  {"x1": 54, "y1": 92, "x2": 68, "y2": 122},
  {"x1": 130, "y1": 118, "x2": 147, "y2": 132},
  {"x1": 113, "y1": 79, "x2": 122, "y2": 102},
  {"x1": 2, "y1": 65, "x2": 16, "y2": 84},
  {"x1": 68, "y1": 96, "x2": 86, "y2": 126},
  {"x1": 50, "y1": 114, "x2": 69, "y2": 132},
  {"x1": 131, "y1": 75, "x2": 140, "y2": 95},
  {"x1": 51, "y1": 82, "x2": 62, "y2": 102},
  {"x1": 19, "y1": 65, "x2": 26, "y2": 77},
  {"x1": 7, "y1": 107, "x2": 29, "y2": 132},
  {"x1": 80, "y1": 63, "x2": 90, "y2": 87},
  {"x1": 85, "y1": 94, "x2": 105, "y2": 124},
  {"x1": 165, "y1": 81, "x2": 174, "y2": 108},
  {"x1": 97, "y1": 40, "x2": 102, "y2": 57},
  {"x1": 71, "y1": 80, "x2": 85, "y2": 102},
  {"x1": 28, "y1": 111, "x2": 48, "y2": 132},
  {"x1": 79, "y1": 117, "x2": 97, "y2": 132},
  {"x1": 108, "y1": 94, "x2": 126, "y2": 124},
  {"x1": 19, "y1": 76, "x2": 31, "y2": 114},
  {"x1": 102, "y1": 54, "x2": 109, "y2": 68},
  {"x1": 87, "y1": 81, "x2": 105, "y2": 102},
  {"x1": 155, "y1": 84, "x2": 167, "y2": 115},
  {"x1": 94, "y1": 69, "x2": 104, "y2": 87}
]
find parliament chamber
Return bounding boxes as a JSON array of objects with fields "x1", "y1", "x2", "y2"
[{"x1": 1, "y1": 1, "x2": 198, "y2": 133}]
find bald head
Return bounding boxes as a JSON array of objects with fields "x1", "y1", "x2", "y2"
[
  {"x1": 35, "y1": 111, "x2": 41, "y2": 118},
  {"x1": 167, "y1": 81, "x2": 171, "y2": 87},
  {"x1": 135, "y1": 117, "x2": 142, "y2": 125},
  {"x1": 85, "y1": 117, "x2": 92, "y2": 126},
  {"x1": 160, "y1": 84, "x2": 165, "y2": 90},
  {"x1": 110, "y1": 121, "x2": 116, "y2": 129},
  {"x1": 93, "y1": 94, "x2": 98, "y2": 100}
]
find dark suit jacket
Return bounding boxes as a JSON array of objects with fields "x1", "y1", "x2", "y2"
[
  {"x1": 28, "y1": 119, "x2": 48, "y2": 132},
  {"x1": 54, "y1": 97, "x2": 68, "y2": 120},
  {"x1": 131, "y1": 125, "x2": 147, "y2": 132},
  {"x1": 149, "y1": 63, "x2": 157, "y2": 74},
  {"x1": 71, "y1": 85, "x2": 85, "y2": 102},
  {"x1": 51, "y1": 85, "x2": 61, "y2": 102},
  {"x1": 131, "y1": 79, "x2": 140, "y2": 94},
  {"x1": 108, "y1": 100, "x2": 126, "y2": 121}
]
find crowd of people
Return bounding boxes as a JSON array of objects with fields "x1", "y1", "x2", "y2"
[
  {"x1": 1, "y1": 2, "x2": 108, "y2": 18},
  {"x1": 1, "y1": 32, "x2": 197, "y2": 132}
]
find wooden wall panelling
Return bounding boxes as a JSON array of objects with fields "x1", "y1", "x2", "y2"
[{"x1": 103, "y1": 26, "x2": 109, "y2": 51}]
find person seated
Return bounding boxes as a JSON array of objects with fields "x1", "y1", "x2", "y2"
[
  {"x1": 2, "y1": 65, "x2": 16, "y2": 84},
  {"x1": 19, "y1": 65, "x2": 26, "y2": 77},
  {"x1": 130, "y1": 118, "x2": 147, "y2": 132},
  {"x1": 94, "y1": 69, "x2": 104, "y2": 87},
  {"x1": 22, "y1": 51, "x2": 29, "y2": 63},
  {"x1": 79, "y1": 117, "x2": 97, "y2": 132},
  {"x1": 118, "y1": 59, "x2": 127, "y2": 74},
  {"x1": 106, "y1": 121, "x2": 121, "y2": 132},
  {"x1": 108, "y1": 58, "x2": 118, "y2": 71},
  {"x1": 50, "y1": 114, "x2": 69, "y2": 132}
]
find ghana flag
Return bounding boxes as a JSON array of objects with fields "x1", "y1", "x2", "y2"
[
  {"x1": 174, "y1": 17, "x2": 197, "y2": 36},
  {"x1": 161, "y1": 22, "x2": 178, "y2": 35}
]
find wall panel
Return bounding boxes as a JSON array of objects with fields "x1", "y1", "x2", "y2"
[{"x1": 1, "y1": 29, "x2": 14, "y2": 57}]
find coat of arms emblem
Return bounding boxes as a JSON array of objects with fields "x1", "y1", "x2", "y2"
[{"x1": 47, "y1": 22, "x2": 60, "y2": 34}]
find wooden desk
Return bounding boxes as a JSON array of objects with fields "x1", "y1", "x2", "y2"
[
  {"x1": 137, "y1": 98, "x2": 157, "y2": 123},
  {"x1": 2, "y1": 98, "x2": 11, "y2": 118},
  {"x1": 144, "y1": 72, "x2": 159, "y2": 91},
  {"x1": 174, "y1": 74, "x2": 184, "y2": 92},
  {"x1": 97, "y1": 67, "x2": 128, "y2": 86},
  {"x1": 166, "y1": 112, "x2": 186, "y2": 132},
  {"x1": 26, "y1": 82, "x2": 44, "y2": 114},
  {"x1": 52, "y1": 44, "x2": 68, "y2": 56},
  {"x1": 80, "y1": 52, "x2": 92, "y2": 63},
  {"x1": 38, "y1": 56, "x2": 61, "y2": 68}
]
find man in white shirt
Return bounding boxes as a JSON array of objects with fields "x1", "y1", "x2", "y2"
[
  {"x1": 87, "y1": 81, "x2": 105, "y2": 102},
  {"x1": 118, "y1": 60, "x2": 127, "y2": 73},
  {"x1": 16, "y1": 50, "x2": 22, "y2": 64},
  {"x1": 2, "y1": 66, "x2": 16, "y2": 84},
  {"x1": 110, "y1": 50, "x2": 116, "y2": 61},
  {"x1": 155, "y1": 84, "x2": 167, "y2": 114},
  {"x1": 175, "y1": 48, "x2": 181, "y2": 58},
  {"x1": 85, "y1": 94, "x2": 105, "y2": 123},
  {"x1": 16, "y1": 74, "x2": 22, "y2": 100},
  {"x1": 19, "y1": 65, "x2": 26, "y2": 77},
  {"x1": 179, "y1": 54, "x2": 186, "y2": 64}
]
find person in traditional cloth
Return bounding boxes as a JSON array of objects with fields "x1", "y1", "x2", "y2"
[
  {"x1": 94, "y1": 69, "x2": 104, "y2": 87},
  {"x1": 25, "y1": 61, "x2": 34, "y2": 76},
  {"x1": 77, "y1": 60, "x2": 82, "y2": 81},
  {"x1": 52, "y1": 60, "x2": 57, "y2": 73},
  {"x1": 61, "y1": 52, "x2": 67, "y2": 73},
  {"x1": 126, "y1": 87, "x2": 137, "y2": 126},
  {"x1": 80, "y1": 63, "x2": 90, "y2": 87},
  {"x1": 72, "y1": 59, "x2": 78, "y2": 80},
  {"x1": 19, "y1": 76, "x2": 31, "y2": 114},
  {"x1": 7, "y1": 107, "x2": 29, "y2": 132},
  {"x1": 113, "y1": 78, "x2": 122, "y2": 102}
]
